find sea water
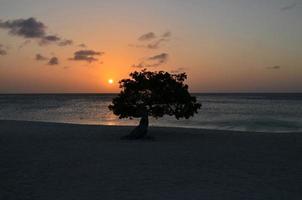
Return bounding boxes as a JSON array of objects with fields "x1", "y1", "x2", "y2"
[{"x1": 0, "y1": 93, "x2": 301, "y2": 133}]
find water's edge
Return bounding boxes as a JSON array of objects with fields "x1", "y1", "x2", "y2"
[{"x1": 0, "y1": 93, "x2": 301, "y2": 133}]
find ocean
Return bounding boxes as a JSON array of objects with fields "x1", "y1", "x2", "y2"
[{"x1": 0, "y1": 93, "x2": 301, "y2": 133}]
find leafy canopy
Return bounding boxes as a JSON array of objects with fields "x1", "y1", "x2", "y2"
[{"x1": 109, "y1": 70, "x2": 201, "y2": 119}]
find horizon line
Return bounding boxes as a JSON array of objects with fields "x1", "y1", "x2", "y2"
[{"x1": 0, "y1": 92, "x2": 302, "y2": 95}]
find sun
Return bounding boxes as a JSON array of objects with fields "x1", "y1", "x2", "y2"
[{"x1": 108, "y1": 79, "x2": 114, "y2": 84}]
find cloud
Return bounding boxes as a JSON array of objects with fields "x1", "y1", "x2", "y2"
[
  {"x1": 138, "y1": 32, "x2": 156, "y2": 41},
  {"x1": 43, "y1": 35, "x2": 60, "y2": 42},
  {"x1": 148, "y1": 53, "x2": 168, "y2": 62},
  {"x1": 78, "y1": 43, "x2": 87, "y2": 48},
  {"x1": 132, "y1": 53, "x2": 169, "y2": 68},
  {"x1": 0, "y1": 49, "x2": 6, "y2": 55},
  {"x1": 147, "y1": 38, "x2": 169, "y2": 49},
  {"x1": 48, "y1": 57, "x2": 59, "y2": 65},
  {"x1": 40, "y1": 36, "x2": 73, "y2": 46},
  {"x1": 131, "y1": 31, "x2": 172, "y2": 49},
  {"x1": 0, "y1": 18, "x2": 46, "y2": 38},
  {"x1": 0, "y1": 18, "x2": 73, "y2": 47},
  {"x1": 58, "y1": 39, "x2": 73, "y2": 46},
  {"x1": 267, "y1": 65, "x2": 281, "y2": 70},
  {"x1": 35, "y1": 53, "x2": 48, "y2": 61},
  {"x1": 281, "y1": 2, "x2": 297, "y2": 11},
  {"x1": 39, "y1": 35, "x2": 61, "y2": 45},
  {"x1": 0, "y1": 44, "x2": 7, "y2": 55},
  {"x1": 162, "y1": 31, "x2": 172, "y2": 38},
  {"x1": 70, "y1": 50, "x2": 104, "y2": 63},
  {"x1": 146, "y1": 32, "x2": 171, "y2": 49}
]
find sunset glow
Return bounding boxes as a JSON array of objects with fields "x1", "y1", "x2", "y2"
[
  {"x1": 1, "y1": 2, "x2": 301, "y2": 199},
  {"x1": 0, "y1": 0, "x2": 301, "y2": 93}
]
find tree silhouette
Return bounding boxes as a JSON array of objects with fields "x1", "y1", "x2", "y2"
[{"x1": 109, "y1": 69, "x2": 201, "y2": 139}]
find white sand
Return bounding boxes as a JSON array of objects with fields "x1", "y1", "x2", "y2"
[{"x1": 0, "y1": 120, "x2": 301, "y2": 200}]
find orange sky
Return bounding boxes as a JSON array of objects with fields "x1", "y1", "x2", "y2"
[{"x1": 0, "y1": 0, "x2": 302, "y2": 93}]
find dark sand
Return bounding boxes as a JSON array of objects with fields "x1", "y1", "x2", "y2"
[{"x1": 1, "y1": 120, "x2": 302, "y2": 200}]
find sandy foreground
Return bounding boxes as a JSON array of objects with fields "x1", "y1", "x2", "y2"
[{"x1": 0, "y1": 120, "x2": 301, "y2": 200}]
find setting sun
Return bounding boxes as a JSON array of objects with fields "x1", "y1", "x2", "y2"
[
  {"x1": 1, "y1": 1, "x2": 301, "y2": 198},
  {"x1": 108, "y1": 79, "x2": 114, "y2": 84}
]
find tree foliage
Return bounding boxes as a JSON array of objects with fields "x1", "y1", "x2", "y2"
[{"x1": 109, "y1": 69, "x2": 201, "y2": 120}]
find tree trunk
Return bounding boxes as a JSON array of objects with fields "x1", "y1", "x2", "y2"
[{"x1": 121, "y1": 113, "x2": 149, "y2": 140}]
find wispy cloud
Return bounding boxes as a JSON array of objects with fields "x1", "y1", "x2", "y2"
[
  {"x1": 132, "y1": 53, "x2": 169, "y2": 68},
  {"x1": 130, "y1": 31, "x2": 172, "y2": 49},
  {"x1": 48, "y1": 57, "x2": 59, "y2": 65},
  {"x1": 147, "y1": 38, "x2": 169, "y2": 49},
  {"x1": 0, "y1": 18, "x2": 73, "y2": 47},
  {"x1": 58, "y1": 39, "x2": 73, "y2": 46},
  {"x1": 267, "y1": 65, "x2": 281, "y2": 70},
  {"x1": 78, "y1": 43, "x2": 87, "y2": 48},
  {"x1": 138, "y1": 32, "x2": 156, "y2": 41},
  {"x1": 148, "y1": 53, "x2": 168, "y2": 63},
  {"x1": 69, "y1": 50, "x2": 104, "y2": 63},
  {"x1": 35, "y1": 53, "x2": 48, "y2": 61},
  {"x1": 162, "y1": 31, "x2": 171, "y2": 38},
  {"x1": 0, "y1": 44, "x2": 7, "y2": 55},
  {"x1": 41, "y1": 35, "x2": 61, "y2": 43},
  {"x1": 281, "y1": 1, "x2": 297, "y2": 11}
]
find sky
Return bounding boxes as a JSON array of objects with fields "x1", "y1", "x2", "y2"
[{"x1": 0, "y1": 0, "x2": 301, "y2": 93}]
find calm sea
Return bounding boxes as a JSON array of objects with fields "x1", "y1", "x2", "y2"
[{"x1": 0, "y1": 93, "x2": 301, "y2": 133}]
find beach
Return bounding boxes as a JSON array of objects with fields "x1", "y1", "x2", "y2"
[{"x1": 1, "y1": 120, "x2": 301, "y2": 199}]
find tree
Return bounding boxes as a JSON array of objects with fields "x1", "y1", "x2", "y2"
[{"x1": 108, "y1": 69, "x2": 201, "y2": 139}]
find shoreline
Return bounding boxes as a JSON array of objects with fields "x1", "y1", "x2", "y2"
[
  {"x1": 1, "y1": 120, "x2": 301, "y2": 199},
  {"x1": 1, "y1": 119, "x2": 300, "y2": 134}
]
